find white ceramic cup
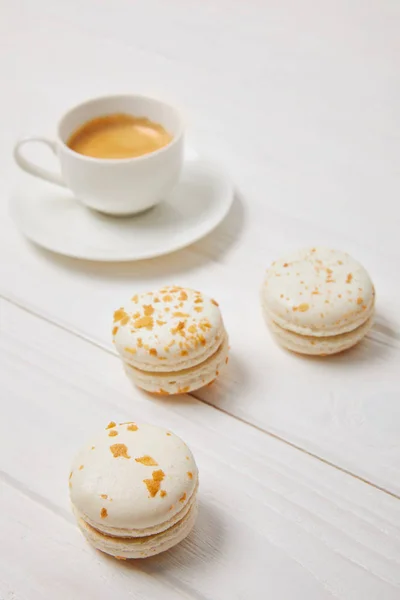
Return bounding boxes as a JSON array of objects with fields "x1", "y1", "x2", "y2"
[{"x1": 13, "y1": 95, "x2": 185, "y2": 216}]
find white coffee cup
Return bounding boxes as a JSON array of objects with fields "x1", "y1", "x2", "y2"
[{"x1": 13, "y1": 95, "x2": 184, "y2": 216}]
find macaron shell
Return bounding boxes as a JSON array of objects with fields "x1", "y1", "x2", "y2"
[
  {"x1": 69, "y1": 423, "x2": 198, "y2": 532},
  {"x1": 262, "y1": 247, "x2": 375, "y2": 336},
  {"x1": 113, "y1": 287, "x2": 224, "y2": 371},
  {"x1": 76, "y1": 501, "x2": 198, "y2": 559},
  {"x1": 124, "y1": 331, "x2": 229, "y2": 394},
  {"x1": 268, "y1": 313, "x2": 374, "y2": 355}
]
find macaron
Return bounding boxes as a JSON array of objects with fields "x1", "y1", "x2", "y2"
[
  {"x1": 261, "y1": 247, "x2": 375, "y2": 355},
  {"x1": 69, "y1": 421, "x2": 199, "y2": 559},
  {"x1": 112, "y1": 286, "x2": 229, "y2": 394}
]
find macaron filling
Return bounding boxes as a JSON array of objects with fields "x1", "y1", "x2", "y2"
[
  {"x1": 269, "y1": 313, "x2": 374, "y2": 355},
  {"x1": 123, "y1": 332, "x2": 229, "y2": 394},
  {"x1": 77, "y1": 501, "x2": 199, "y2": 559}
]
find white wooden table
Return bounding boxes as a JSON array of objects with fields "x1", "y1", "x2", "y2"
[{"x1": 1, "y1": 1, "x2": 400, "y2": 598}]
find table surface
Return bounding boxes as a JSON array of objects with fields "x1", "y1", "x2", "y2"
[{"x1": 1, "y1": 1, "x2": 400, "y2": 598}]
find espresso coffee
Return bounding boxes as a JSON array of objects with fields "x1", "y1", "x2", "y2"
[{"x1": 67, "y1": 113, "x2": 173, "y2": 159}]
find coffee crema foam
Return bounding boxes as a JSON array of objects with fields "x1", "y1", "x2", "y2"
[{"x1": 67, "y1": 113, "x2": 173, "y2": 159}]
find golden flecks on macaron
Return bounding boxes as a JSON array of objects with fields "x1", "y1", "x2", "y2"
[
  {"x1": 110, "y1": 444, "x2": 131, "y2": 459},
  {"x1": 171, "y1": 321, "x2": 185, "y2": 335},
  {"x1": 108, "y1": 430, "x2": 118, "y2": 437},
  {"x1": 292, "y1": 303, "x2": 309, "y2": 312},
  {"x1": 106, "y1": 421, "x2": 117, "y2": 430},
  {"x1": 135, "y1": 455, "x2": 158, "y2": 466},
  {"x1": 133, "y1": 316, "x2": 154, "y2": 330},
  {"x1": 113, "y1": 308, "x2": 126, "y2": 321},
  {"x1": 101, "y1": 508, "x2": 108, "y2": 519},
  {"x1": 125, "y1": 347, "x2": 137, "y2": 354},
  {"x1": 144, "y1": 469, "x2": 165, "y2": 497},
  {"x1": 126, "y1": 423, "x2": 138, "y2": 431},
  {"x1": 113, "y1": 309, "x2": 129, "y2": 325}
]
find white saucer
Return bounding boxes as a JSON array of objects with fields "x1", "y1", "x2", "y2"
[{"x1": 10, "y1": 154, "x2": 233, "y2": 261}]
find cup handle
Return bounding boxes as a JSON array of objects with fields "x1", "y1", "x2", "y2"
[{"x1": 13, "y1": 136, "x2": 66, "y2": 187}]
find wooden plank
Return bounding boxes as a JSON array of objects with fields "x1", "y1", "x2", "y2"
[{"x1": 1, "y1": 300, "x2": 400, "y2": 599}]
